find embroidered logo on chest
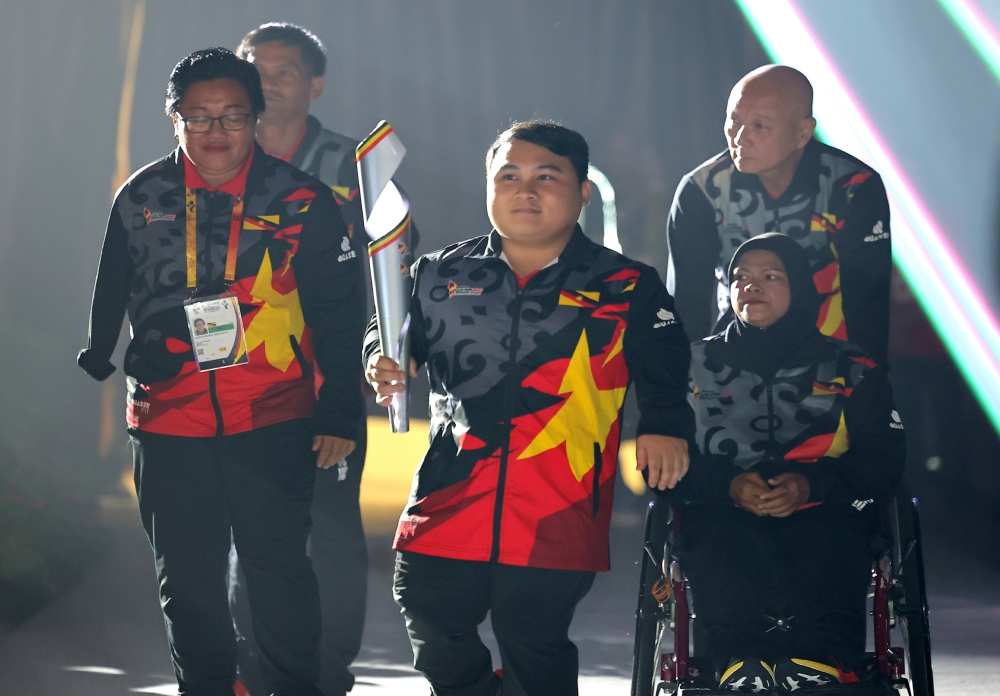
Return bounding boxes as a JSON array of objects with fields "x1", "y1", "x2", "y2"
[
  {"x1": 696, "y1": 389, "x2": 732, "y2": 402},
  {"x1": 447, "y1": 281, "x2": 483, "y2": 298},
  {"x1": 143, "y1": 208, "x2": 176, "y2": 224}
]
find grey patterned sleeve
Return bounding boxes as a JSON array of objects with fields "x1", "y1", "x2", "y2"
[{"x1": 78, "y1": 202, "x2": 132, "y2": 381}]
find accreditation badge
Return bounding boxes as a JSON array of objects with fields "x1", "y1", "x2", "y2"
[{"x1": 183, "y1": 293, "x2": 249, "y2": 372}]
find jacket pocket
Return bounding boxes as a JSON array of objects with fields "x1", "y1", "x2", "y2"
[
  {"x1": 413, "y1": 422, "x2": 459, "y2": 500},
  {"x1": 289, "y1": 334, "x2": 311, "y2": 378}
]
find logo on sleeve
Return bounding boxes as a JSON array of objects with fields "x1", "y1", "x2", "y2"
[
  {"x1": 889, "y1": 410, "x2": 904, "y2": 429},
  {"x1": 653, "y1": 308, "x2": 676, "y2": 328},
  {"x1": 852, "y1": 499, "x2": 874, "y2": 511},
  {"x1": 864, "y1": 220, "x2": 889, "y2": 242},
  {"x1": 338, "y1": 236, "x2": 357, "y2": 262}
]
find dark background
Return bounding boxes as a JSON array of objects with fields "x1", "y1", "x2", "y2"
[
  {"x1": 0, "y1": 0, "x2": 996, "y2": 630},
  {"x1": 0, "y1": 0, "x2": 767, "y2": 496},
  {"x1": 0, "y1": 4, "x2": 998, "y2": 693}
]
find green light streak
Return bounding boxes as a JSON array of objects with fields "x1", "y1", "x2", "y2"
[
  {"x1": 936, "y1": 0, "x2": 1000, "y2": 83},
  {"x1": 735, "y1": 0, "x2": 1000, "y2": 434}
]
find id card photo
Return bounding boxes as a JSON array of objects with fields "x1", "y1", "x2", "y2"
[{"x1": 183, "y1": 294, "x2": 249, "y2": 372}]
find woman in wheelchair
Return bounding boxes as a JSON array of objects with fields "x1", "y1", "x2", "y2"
[{"x1": 679, "y1": 233, "x2": 905, "y2": 692}]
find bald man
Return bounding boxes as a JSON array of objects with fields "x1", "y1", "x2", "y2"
[{"x1": 667, "y1": 65, "x2": 891, "y2": 365}]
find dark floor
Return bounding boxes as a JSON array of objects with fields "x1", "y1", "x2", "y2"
[{"x1": 0, "y1": 487, "x2": 998, "y2": 695}]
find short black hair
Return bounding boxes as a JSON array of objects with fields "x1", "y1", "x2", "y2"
[
  {"x1": 236, "y1": 23, "x2": 327, "y2": 78},
  {"x1": 165, "y1": 47, "x2": 266, "y2": 116},
  {"x1": 485, "y1": 121, "x2": 589, "y2": 185}
]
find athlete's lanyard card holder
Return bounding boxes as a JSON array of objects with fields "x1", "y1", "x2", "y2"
[
  {"x1": 183, "y1": 187, "x2": 249, "y2": 372},
  {"x1": 184, "y1": 294, "x2": 248, "y2": 371}
]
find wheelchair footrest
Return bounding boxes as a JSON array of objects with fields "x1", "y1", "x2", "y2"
[{"x1": 676, "y1": 686, "x2": 896, "y2": 696}]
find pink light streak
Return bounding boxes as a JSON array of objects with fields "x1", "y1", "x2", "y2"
[{"x1": 738, "y1": 0, "x2": 1000, "y2": 429}]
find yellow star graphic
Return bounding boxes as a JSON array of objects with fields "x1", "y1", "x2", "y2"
[
  {"x1": 518, "y1": 329, "x2": 627, "y2": 481},
  {"x1": 244, "y1": 249, "x2": 305, "y2": 372}
]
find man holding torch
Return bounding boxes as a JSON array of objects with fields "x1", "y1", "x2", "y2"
[{"x1": 364, "y1": 121, "x2": 693, "y2": 696}]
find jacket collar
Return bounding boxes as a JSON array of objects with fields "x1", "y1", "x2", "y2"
[
  {"x1": 245, "y1": 142, "x2": 269, "y2": 193},
  {"x1": 183, "y1": 148, "x2": 255, "y2": 195},
  {"x1": 730, "y1": 137, "x2": 822, "y2": 203},
  {"x1": 465, "y1": 224, "x2": 596, "y2": 266},
  {"x1": 166, "y1": 146, "x2": 185, "y2": 184},
  {"x1": 168, "y1": 143, "x2": 268, "y2": 195},
  {"x1": 290, "y1": 115, "x2": 323, "y2": 170},
  {"x1": 705, "y1": 317, "x2": 836, "y2": 376}
]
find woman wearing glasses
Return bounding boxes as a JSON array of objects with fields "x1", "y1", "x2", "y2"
[{"x1": 79, "y1": 48, "x2": 364, "y2": 696}]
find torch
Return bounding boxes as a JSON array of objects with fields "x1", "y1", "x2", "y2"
[{"x1": 357, "y1": 121, "x2": 413, "y2": 432}]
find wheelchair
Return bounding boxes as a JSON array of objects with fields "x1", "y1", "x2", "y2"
[{"x1": 630, "y1": 494, "x2": 934, "y2": 695}]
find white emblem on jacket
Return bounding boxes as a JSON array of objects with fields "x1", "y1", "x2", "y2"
[
  {"x1": 338, "y1": 236, "x2": 357, "y2": 262},
  {"x1": 864, "y1": 220, "x2": 889, "y2": 242},
  {"x1": 653, "y1": 308, "x2": 676, "y2": 329},
  {"x1": 889, "y1": 410, "x2": 904, "y2": 429}
]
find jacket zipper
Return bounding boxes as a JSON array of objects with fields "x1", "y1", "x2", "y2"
[
  {"x1": 767, "y1": 191, "x2": 784, "y2": 236},
  {"x1": 208, "y1": 192, "x2": 226, "y2": 437},
  {"x1": 491, "y1": 280, "x2": 524, "y2": 562},
  {"x1": 765, "y1": 379, "x2": 776, "y2": 456},
  {"x1": 209, "y1": 370, "x2": 224, "y2": 436},
  {"x1": 591, "y1": 442, "x2": 602, "y2": 517}
]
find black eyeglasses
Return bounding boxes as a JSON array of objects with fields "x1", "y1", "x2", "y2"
[{"x1": 179, "y1": 113, "x2": 254, "y2": 133}]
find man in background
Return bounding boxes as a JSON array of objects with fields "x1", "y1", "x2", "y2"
[
  {"x1": 666, "y1": 65, "x2": 892, "y2": 365},
  {"x1": 232, "y1": 24, "x2": 368, "y2": 696}
]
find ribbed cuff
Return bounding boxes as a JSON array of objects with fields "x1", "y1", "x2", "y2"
[
  {"x1": 77, "y1": 349, "x2": 116, "y2": 381},
  {"x1": 799, "y1": 467, "x2": 831, "y2": 504},
  {"x1": 312, "y1": 403, "x2": 362, "y2": 440},
  {"x1": 636, "y1": 406, "x2": 694, "y2": 440}
]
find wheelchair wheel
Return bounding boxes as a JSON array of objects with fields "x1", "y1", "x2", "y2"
[
  {"x1": 631, "y1": 499, "x2": 672, "y2": 696},
  {"x1": 891, "y1": 495, "x2": 934, "y2": 696}
]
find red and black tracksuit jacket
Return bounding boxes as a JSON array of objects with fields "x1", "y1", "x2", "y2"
[
  {"x1": 79, "y1": 144, "x2": 365, "y2": 440},
  {"x1": 364, "y1": 228, "x2": 694, "y2": 572},
  {"x1": 683, "y1": 328, "x2": 905, "y2": 507}
]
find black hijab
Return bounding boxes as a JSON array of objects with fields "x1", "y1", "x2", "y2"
[{"x1": 706, "y1": 233, "x2": 832, "y2": 379}]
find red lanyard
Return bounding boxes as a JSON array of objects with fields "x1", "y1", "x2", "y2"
[{"x1": 185, "y1": 187, "x2": 245, "y2": 289}]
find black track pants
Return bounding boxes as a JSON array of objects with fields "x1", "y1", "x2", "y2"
[
  {"x1": 230, "y1": 425, "x2": 368, "y2": 696},
  {"x1": 393, "y1": 551, "x2": 596, "y2": 696},
  {"x1": 131, "y1": 419, "x2": 322, "y2": 696},
  {"x1": 679, "y1": 503, "x2": 875, "y2": 674}
]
